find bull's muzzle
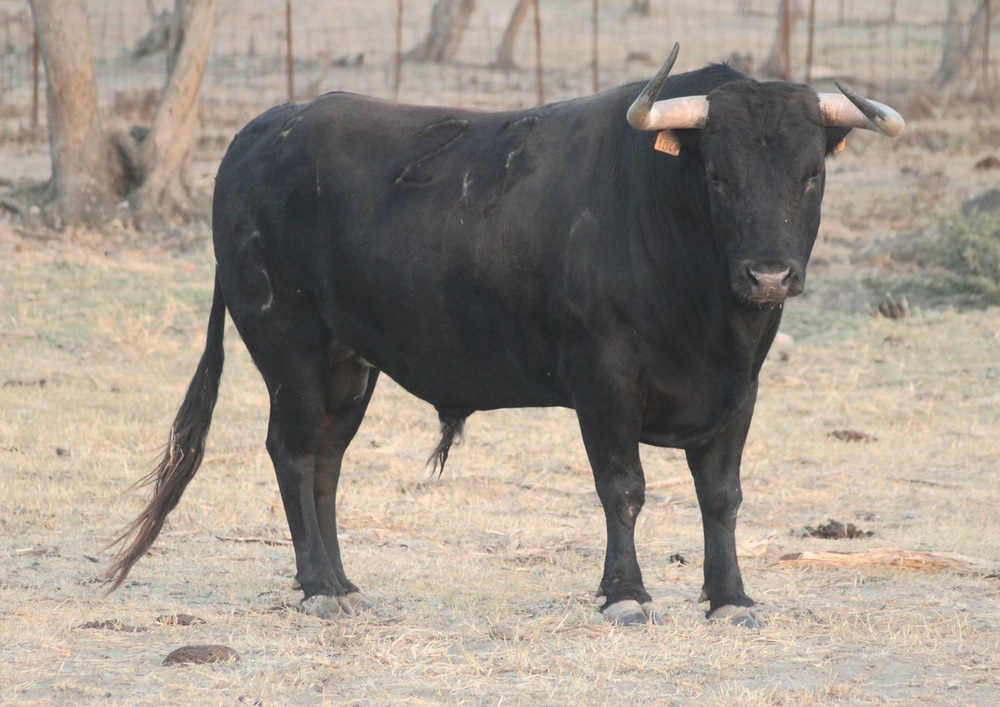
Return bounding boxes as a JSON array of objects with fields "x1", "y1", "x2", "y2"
[{"x1": 739, "y1": 261, "x2": 803, "y2": 304}]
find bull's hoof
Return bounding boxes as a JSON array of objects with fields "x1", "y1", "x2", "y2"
[
  {"x1": 602, "y1": 599, "x2": 665, "y2": 626},
  {"x1": 300, "y1": 591, "x2": 374, "y2": 619},
  {"x1": 708, "y1": 604, "x2": 763, "y2": 629}
]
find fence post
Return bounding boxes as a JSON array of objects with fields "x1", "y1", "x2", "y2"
[
  {"x1": 985, "y1": 0, "x2": 993, "y2": 91},
  {"x1": 591, "y1": 0, "x2": 599, "y2": 93},
  {"x1": 395, "y1": 0, "x2": 403, "y2": 101},
  {"x1": 31, "y1": 31, "x2": 40, "y2": 130},
  {"x1": 285, "y1": 0, "x2": 294, "y2": 102},
  {"x1": 780, "y1": 0, "x2": 791, "y2": 81},
  {"x1": 533, "y1": 0, "x2": 544, "y2": 104},
  {"x1": 805, "y1": 0, "x2": 816, "y2": 83}
]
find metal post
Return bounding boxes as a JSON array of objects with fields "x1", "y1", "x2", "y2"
[
  {"x1": 780, "y1": 0, "x2": 791, "y2": 82},
  {"x1": 805, "y1": 0, "x2": 816, "y2": 83},
  {"x1": 285, "y1": 0, "x2": 294, "y2": 102},
  {"x1": 591, "y1": 0, "x2": 599, "y2": 93},
  {"x1": 395, "y1": 0, "x2": 404, "y2": 101},
  {"x1": 31, "y1": 31, "x2": 40, "y2": 130},
  {"x1": 985, "y1": 0, "x2": 993, "y2": 88},
  {"x1": 533, "y1": 0, "x2": 544, "y2": 104}
]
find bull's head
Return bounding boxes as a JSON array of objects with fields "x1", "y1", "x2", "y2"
[{"x1": 627, "y1": 44, "x2": 904, "y2": 306}]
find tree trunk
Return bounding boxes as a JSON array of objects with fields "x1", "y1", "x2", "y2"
[
  {"x1": 406, "y1": 0, "x2": 475, "y2": 63},
  {"x1": 130, "y1": 0, "x2": 219, "y2": 225},
  {"x1": 27, "y1": 0, "x2": 117, "y2": 228},
  {"x1": 760, "y1": 0, "x2": 803, "y2": 80},
  {"x1": 495, "y1": 0, "x2": 532, "y2": 70},
  {"x1": 26, "y1": 0, "x2": 218, "y2": 233},
  {"x1": 932, "y1": 0, "x2": 996, "y2": 92}
]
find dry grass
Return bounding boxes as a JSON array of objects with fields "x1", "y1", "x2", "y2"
[
  {"x1": 2, "y1": 17, "x2": 1000, "y2": 700},
  {"x1": 1, "y1": 223, "x2": 998, "y2": 704}
]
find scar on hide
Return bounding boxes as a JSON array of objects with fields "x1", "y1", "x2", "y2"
[
  {"x1": 395, "y1": 118, "x2": 469, "y2": 186},
  {"x1": 460, "y1": 170, "x2": 473, "y2": 202},
  {"x1": 569, "y1": 210, "x2": 599, "y2": 243},
  {"x1": 238, "y1": 230, "x2": 274, "y2": 312},
  {"x1": 459, "y1": 115, "x2": 538, "y2": 210},
  {"x1": 563, "y1": 211, "x2": 600, "y2": 316},
  {"x1": 277, "y1": 114, "x2": 303, "y2": 140},
  {"x1": 502, "y1": 116, "x2": 537, "y2": 171},
  {"x1": 258, "y1": 269, "x2": 274, "y2": 311}
]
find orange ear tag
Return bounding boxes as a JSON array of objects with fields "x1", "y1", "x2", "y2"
[
  {"x1": 654, "y1": 130, "x2": 681, "y2": 156},
  {"x1": 832, "y1": 138, "x2": 847, "y2": 155}
]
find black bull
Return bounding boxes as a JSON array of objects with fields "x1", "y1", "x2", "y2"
[{"x1": 108, "y1": 46, "x2": 903, "y2": 626}]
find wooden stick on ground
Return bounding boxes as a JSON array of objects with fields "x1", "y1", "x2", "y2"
[{"x1": 775, "y1": 547, "x2": 1000, "y2": 576}]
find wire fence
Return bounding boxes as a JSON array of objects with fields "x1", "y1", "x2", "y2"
[{"x1": 0, "y1": 0, "x2": 995, "y2": 140}]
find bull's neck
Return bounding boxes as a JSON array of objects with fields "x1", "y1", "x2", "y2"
[{"x1": 628, "y1": 149, "x2": 783, "y2": 377}]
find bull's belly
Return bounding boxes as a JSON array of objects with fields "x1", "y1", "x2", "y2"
[
  {"x1": 351, "y1": 333, "x2": 568, "y2": 413},
  {"x1": 639, "y1": 422, "x2": 734, "y2": 449}
]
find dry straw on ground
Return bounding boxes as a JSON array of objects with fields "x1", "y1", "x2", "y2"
[
  {"x1": 2, "y1": 191, "x2": 998, "y2": 704},
  {"x1": 2, "y1": 14, "x2": 1000, "y2": 703}
]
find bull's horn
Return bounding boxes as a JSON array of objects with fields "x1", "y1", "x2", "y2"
[
  {"x1": 627, "y1": 43, "x2": 709, "y2": 132},
  {"x1": 818, "y1": 84, "x2": 905, "y2": 137},
  {"x1": 627, "y1": 95, "x2": 711, "y2": 132}
]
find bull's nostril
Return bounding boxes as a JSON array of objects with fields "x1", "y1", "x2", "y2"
[{"x1": 744, "y1": 263, "x2": 796, "y2": 303}]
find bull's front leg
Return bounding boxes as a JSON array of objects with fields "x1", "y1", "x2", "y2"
[
  {"x1": 576, "y1": 403, "x2": 663, "y2": 626},
  {"x1": 685, "y1": 402, "x2": 762, "y2": 628}
]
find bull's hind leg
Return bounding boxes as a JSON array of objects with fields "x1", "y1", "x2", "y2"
[
  {"x1": 300, "y1": 352, "x2": 380, "y2": 618},
  {"x1": 231, "y1": 283, "x2": 377, "y2": 618},
  {"x1": 261, "y1": 343, "x2": 379, "y2": 619}
]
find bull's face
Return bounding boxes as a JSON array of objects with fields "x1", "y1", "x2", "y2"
[
  {"x1": 699, "y1": 82, "x2": 836, "y2": 305},
  {"x1": 627, "y1": 44, "x2": 904, "y2": 306}
]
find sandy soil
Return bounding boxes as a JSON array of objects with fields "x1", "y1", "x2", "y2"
[{"x1": 1, "y1": 2, "x2": 999, "y2": 704}]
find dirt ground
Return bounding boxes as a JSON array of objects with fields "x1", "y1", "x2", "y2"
[{"x1": 2, "y1": 5, "x2": 1000, "y2": 704}]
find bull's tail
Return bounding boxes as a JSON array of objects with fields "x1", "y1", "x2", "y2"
[{"x1": 105, "y1": 275, "x2": 227, "y2": 591}]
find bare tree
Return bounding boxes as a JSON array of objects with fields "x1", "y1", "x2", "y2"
[
  {"x1": 27, "y1": 0, "x2": 117, "y2": 227},
  {"x1": 25, "y1": 0, "x2": 219, "y2": 230},
  {"x1": 933, "y1": 0, "x2": 997, "y2": 93},
  {"x1": 406, "y1": 0, "x2": 476, "y2": 63},
  {"x1": 760, "y1": 0, "x2": 803, "y2": 80},
  {"x1": 129, "y1": 0, "x2": 219, "y2": 222},
  {"x1": 495, "y1": 0, "x2": 532, "y2": 70}
]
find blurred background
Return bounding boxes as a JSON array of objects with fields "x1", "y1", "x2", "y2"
[{"x1": 2, "y1": 0, "x2": 996, "y2": 137}]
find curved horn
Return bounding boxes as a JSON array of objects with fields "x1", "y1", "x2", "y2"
[
  {"x1": 626, "y1": 43, "x2": 709, "y2": 132},
  {"x1": 628, "y1": 95, "x2": 711, "y2": 132},
  {"x1": 626, "y1": 42, "x2": 680, "y2": 129},
  {"x1": 818, "y1": 84, "x2": 905, "y2": 137}
]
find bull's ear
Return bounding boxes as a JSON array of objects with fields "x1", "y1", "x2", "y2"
[{"x1": 825, "y1": 126, "x2": 851, "y2": 156}]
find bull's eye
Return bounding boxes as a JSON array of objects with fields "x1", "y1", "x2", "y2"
[{"x1": 804, "y1": 169, "x2": 822, "y2": 193}]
